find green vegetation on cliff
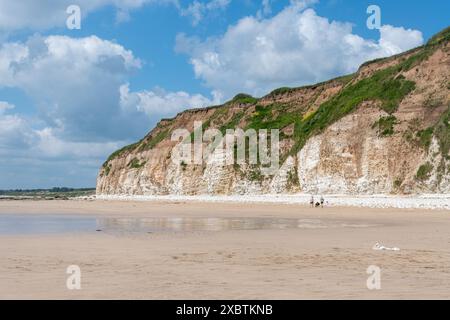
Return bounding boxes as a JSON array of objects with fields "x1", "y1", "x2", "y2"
[
  {"x1": 246, "y1": 104, "x2": 298, "y2": 131},
  {"x1": 103, "y1": 26, "x2": 448, "y2": 168},
  {"x1": 416, "y1": 127, "x2": 434, "y2": 150},
  {"x1": 230, "y1": 93, "x2": 259, "y2": 105},
  {"x1": 290, "y1": 55, "x2": 418, "y2": 154},
  {"x1": 416, "y1": 162, "x2": 433, "y2": 181},
  {"x1": 103, "y1": 141, "x2": 141, "y2": 167},
  {"x1": 128, "y1": 158, "x2": 147, "y2": 169},
  {"x1": 427, "y1": 26, "x2": 450, "y2": 46},
  {"x1": 372, "y1": 116, "x2": 398, "y2": 137},
  {"x1": 139, "y1": 129, "x2": 170, "y2": 152},
  {"x1": 435, "y1": 105, "x2": 450, "y2": 159}
]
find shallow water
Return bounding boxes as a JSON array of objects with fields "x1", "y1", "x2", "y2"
[
  {"x1": 0, "y1": 215, "x2": 376, "y2": 235},
  {"x1": 0, "y1": 215, "x2": 96, "y2": 235},
  {"x1": 96, "y1": 217, "x2": 330, "y2": 233}
]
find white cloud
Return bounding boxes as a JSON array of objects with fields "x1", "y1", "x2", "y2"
[
  {"x1": 176, "y1": 4, "x2": 424, "y2": 99},
  {"x1": 180, "y1": 0, "x2": 231, "y2": 26},
  {"x1": 0, "y1": 104, "x2": 120, "y2": 159},
  {"x1": 120, "y1": 83, "x2": 219, "y2": 117},
  {"x1": 0, "y1": 34, "x2": 144, "y2": 141},
  {"x1": 0, "y1": 0, "x2": 227, "y2": 34},
  {"x1": 0, "y1": 0, "x2": 183, "y2": 30},
  {"x1": 0, "y1": 33, "x2": 217, "y2": 187},
  {"x1": 0, "y1": 110, "x2": 124, "y2": 188},
  {"x1": 0, "y1": 0, "x2": 135, "y2": 31},
  {"x1": 0, "y1": 34, "x2": 217, "y2": 141},
  {"x1": 0, "y1": 33, "x2": 215, "y2": 143},
  {"x1": 0, "y1": 101, "x2": 14, "y2": 114},
  {"x1": 379, "y1": 25, "x2": 424, "y2": 55},
  {"x1": 34, "y1": 127, "x2": 123, "y2": 159},
  {"x1": 256, "y1": 0, "x2": 272, "y2": 19},
  {"x1": 0, "y1": 100, "x2": 131, "y2": 189},
  {"x1": 0, "y1": 114, "x2": 32, "y2": 149}
]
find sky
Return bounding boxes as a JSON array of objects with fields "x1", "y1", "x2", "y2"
[{"x1": 0, "y1": 0, "x2": 448, "y2": 189}]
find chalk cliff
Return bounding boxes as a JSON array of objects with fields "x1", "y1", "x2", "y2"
[{"x1": 97, "y1": 27, "x2": 450, "y2": 196}]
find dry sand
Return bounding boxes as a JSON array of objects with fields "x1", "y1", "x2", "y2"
[{"x1": 0, "y1": 199, "x2": 449, "y2": 299}]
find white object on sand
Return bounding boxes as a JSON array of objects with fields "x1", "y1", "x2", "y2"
[{"x1": 372, "y1": 242, "x2": 400, "y2": 251}]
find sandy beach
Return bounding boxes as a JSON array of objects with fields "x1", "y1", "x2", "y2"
[{"x1": 0, "y1": 199, "x2": 449, "y2": 299}]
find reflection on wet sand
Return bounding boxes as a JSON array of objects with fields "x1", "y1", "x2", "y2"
[
  {"x1": 0, "y1": 215, "x2": 96, "y2": 235},
  {"x1": 0, "y1": 215, "x2": 378, "y2": 235},
  {"x1": 97, "y1": 217, "x2": 376, "y2": 234}
]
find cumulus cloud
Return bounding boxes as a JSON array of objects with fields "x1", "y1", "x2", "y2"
[
  {"x1": 0, "y1": 34, "x2": 147, "y2": 141},
  {"x1": 0, "y1": 34, "x2": 215, "y2": 142},
  {"x1": 0, "y1": 0, "x2": 179, "y2": 32},
  {"x1": 120, "y1": 83, "x2": 220, "y2": 117},
  {"x1": 0, "y1": 113, "x2": 120, "y2": 160},
  {"x1": 0, "y1": 104, "x2": 126, "y2": 188},
  {"x1": 0, "y1": 102, "x2": 26, "y2": 149},
  {"x1": 0, "y1": 118, "x2": 124, "y2": 188},
  {"x1": 256, "y1": 0, "x2": 272, "y2": 19},
  {"x1": 0, "y1": 33, "x2": 217, "y2": 131},
  {"x1": 0, "y1": 113, "x2": 33, "y2": 149},
  {"x1": 2, "y1": 33, "x2": 218, "y2": 139},
  {"x1": 0, "y1": 0, "x2": 228, "y2": 34},
  {"x1": 379, "y1": 25, "x2": 424, "y2": 55},
  {"x1": 0, "y1": 34, "x2": 215, "y2": 188},
  {"x1": 34, "y1": 127, "x2": 123, "y2": 159},
  {"x1": 0, "y1": 101, "x2": 14, "y2": 114},
  {"x1": 180, "y1": 0, "x2": 231, "y2": 26},
  {"x1": 176, "y1": 4, "x2": 424, "y2": 99}
]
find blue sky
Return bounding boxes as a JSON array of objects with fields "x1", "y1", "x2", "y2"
[{"x1": 0, "y1": 0, "x2": 448, "y2": 189}]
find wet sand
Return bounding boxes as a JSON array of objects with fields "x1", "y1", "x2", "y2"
[{"x1": 0, "y1": 200, "x2": 449, "y2": 299}]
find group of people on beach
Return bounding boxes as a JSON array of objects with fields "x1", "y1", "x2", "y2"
[{"x1": 310, "y1": 195, "x2": 325, "y2": 208}]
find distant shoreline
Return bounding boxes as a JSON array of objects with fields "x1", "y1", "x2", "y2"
[
  {"x1": 0, "y1": 188, "x2": 95, "y2": 201},
  {"x1": 95, "y1": 194, "x2": 450, "y2": 210}
]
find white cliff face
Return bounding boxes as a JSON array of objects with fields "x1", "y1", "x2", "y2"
[
  {"x1": 295, "y1": 104, "x2": 450, "y2": 195},
  {"x1": 269, "y1": 156, "x2": 296, "y2": 194},
  {"x1": 202, "y1": 147, "x2": 231, "y2": 194},
  {"x1": 297, "y1": 110, "x2": 410, "y2": 194},
  {"x1": 97, "y1": 106, "x2": 449, "y2": 196},
  {"x1": 165, "y1": 162, "x2": 185, "y2": 195},
  {"x1": 418, "y1": 137, "x2": 450, "y2": 193}
]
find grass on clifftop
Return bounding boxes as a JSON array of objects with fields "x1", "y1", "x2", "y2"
[
  {"x1": 139, "y1": 129, "x2": 170, "y2": 152},
  {"x1": 102, "y1": 129, "x2": 169, "y2": 168},
  {"x1": 230, "y1": 93, "x2": 259, "y2": 105},
  {"x1": 427, "y1": 26, "x2": 450, "y2": 46},
  {"x1": 246, "y1": 104, "x2": 299, "y2": 131},
  {"x1": 103, "y1": 141, "x2": 141, "y2": 167}
]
